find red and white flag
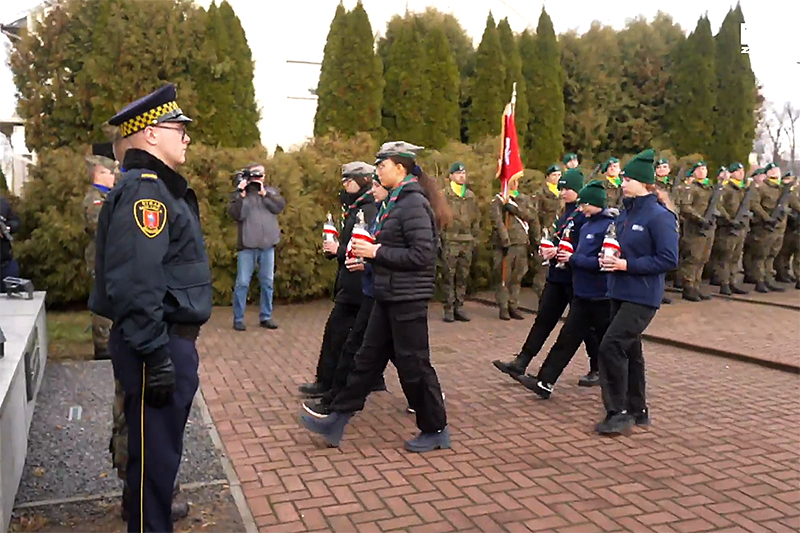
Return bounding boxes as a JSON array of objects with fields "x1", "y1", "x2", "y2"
[{"x1": 495, "y1": 83, "x2": 524, "y2": 201}]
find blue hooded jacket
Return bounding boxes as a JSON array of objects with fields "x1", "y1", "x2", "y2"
[
  {"x1": 568, "y1": 209, "x2": 615, "y2": 300},
  {"x1": 546, "y1": 202, "x2": 587, "y2": 285},
  {"x1": 607, "y1": 194, "x2": 679, "y2": 309}
]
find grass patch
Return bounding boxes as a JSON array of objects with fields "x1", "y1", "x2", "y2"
[{"x1": 47, "y1": 310, "x2": 94, "y2": 360}]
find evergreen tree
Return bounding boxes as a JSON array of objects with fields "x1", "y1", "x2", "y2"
[
  {"x1": 382, "y1": 22, "x2": 430, "y2": 143},
  {"x1": 343, "y1": 1, "x2": 384, "y2": 136},
  {"x1": 526, "y1": 9, "x2": 564, "y2": 170},
  {"x1": 467, "y1": 13, "x2": 505, "y2": 142},
  {"x1": 314, "y1": 3, "x2": 348, "y2": 137},
  {"x1": 667, "y1": 16, "x2": 716, "y2": 158},
  {"x1": 496, "y1": 18, "x2": 528, "y2": 160},
  {"x1": 422, "y1": 26, "x2": 460, "y2": 149},
  {"x1": 710, "y1": 4, "x2": 758, "y2": 166}
]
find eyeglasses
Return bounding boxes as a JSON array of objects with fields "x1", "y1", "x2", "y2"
[{"x1": 153, "y1": 124, "x2": 188, "y2": 141}]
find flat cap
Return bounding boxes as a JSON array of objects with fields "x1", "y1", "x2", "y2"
[
  {"x1": 374, "y1": 141, "x2": 424, "y2": 164},
  {"x1": 341, "y1": 161, "x2": 376, "y2": 179},
  {"x1": 108, "y1": 83, "x2": 192, "y2": 138}
]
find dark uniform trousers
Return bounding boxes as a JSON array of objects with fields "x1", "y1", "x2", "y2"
[
  {"x1": 322, "y1": 297, "x2": 377, "y2": 406},
  {"x1": 315, "y1": 301, "x2": 361, "y2": 390},
  {"x1": 329, "y1": 300, "x2": 446, "y2": 433},
  {"x1": 0, "y1": 258, "x2": 19, "y2": 291},
  {"x1": 110, "y1": 326, "x2": 199, "y2": 533},
  {"x1": 598, "y1": 300, "x2": 657, "y2": 415},
  {"x1": 518, "y1": 282, "x2": 600, "y2": 372},
  {"x1": 537, "y1": 297, "x2": 611, "y2": 384}
]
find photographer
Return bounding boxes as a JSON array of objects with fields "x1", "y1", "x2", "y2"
[
  {"x1": 228, "y1": 163, "x2": 286, "y2": 330},
  {"x1": 1, "y1": 191, "x2": 21, "y2": 289}
]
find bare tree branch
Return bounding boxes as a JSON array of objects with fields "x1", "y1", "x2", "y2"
[{"x1": 784, "y1": 102, "x2": 798, "y2": 174}]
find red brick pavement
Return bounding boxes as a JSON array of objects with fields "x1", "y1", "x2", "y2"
[{"x1": 198, "y1": 300, "x2": 800, "y2": 533}]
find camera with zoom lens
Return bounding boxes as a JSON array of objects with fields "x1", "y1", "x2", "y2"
[{"x1": 233, "y1": 167, "x2": 265, "y2": 189}]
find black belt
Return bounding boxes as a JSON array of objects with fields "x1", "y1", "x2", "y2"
[{"x1": 168, "y1": 323, "x2": 201, "y2": 341}]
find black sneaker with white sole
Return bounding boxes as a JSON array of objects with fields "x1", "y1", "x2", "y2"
[{"x1": 302, "y1": 399, "x2": 331, "y2": 418}]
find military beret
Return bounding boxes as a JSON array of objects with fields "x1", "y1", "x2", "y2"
[
  {"x1": 108, "y1": 83, "x2": 192, "y2": 138},
  {"x1": 558, "y1": 168, "x2": 584, "y2": 192},
  {"x1": 750, "y1": 167, "x2": 764, "y2": 177},
  {"x1": 374, "y1": 141, "x2": 424, "y2": 164},
  {"x1": 602, "y1": 157, "x2": 620, "y2": 173},
  {"x1": 655, "y1": 158, "x2": 669, "y2": 166},
  {"x1": 449, "y1": 162, "x2": 466, "y2": 174},
  {"x1": 546, "y1": 164, "x2": 561, "y2": 176},
  {"x1": 763, "y1": 162, "x2": 779, "y2": 172},
  {"x1": 784, "y1": 171, "x2": 794, "y2": 178},
  {"x1": 341, "y1": 161, "x2": 375, "y2": 179},
  {"x1": 728, "y1": 162, "x2": 744, "y2": 172},
  {"x1": 562, "y1": 152, "x2": 578, "y2": 165},
  {"x1": 687, "y1": 160, "x2": 707, "y2": 176},
  {"x1": 717, "y1": 166, "x2": 729, "y2": 176}
]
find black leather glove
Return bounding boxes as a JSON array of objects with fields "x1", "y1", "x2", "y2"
[{"x1": 143, "y1": 349, "x2": 176, "y2": 408}]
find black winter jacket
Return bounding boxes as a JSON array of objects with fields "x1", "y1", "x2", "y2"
[
  {"x1": 370, "y1": 181, "x2": 437, "y2": 303},
  {"x1": 334, "y1": 187, "x2": 377, "y2": 305}
]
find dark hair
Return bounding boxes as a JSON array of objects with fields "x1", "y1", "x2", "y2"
[
  {"x1": 390, "y1": 156, "x2": 452, "y2": 229},
  {"x1": 349, "y1": 175, "x2": 372, "y2": 189}
]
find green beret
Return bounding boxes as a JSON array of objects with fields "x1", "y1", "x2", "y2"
[
  {"x1": 602, "y1": 157, "x2": 620, "y2": 174},
  {"x1": 374, "y1": 141, "x2": 424, "y2": 164},
  {"x1": 783, "y1": 170, "x2": 794, "y2": 178},
  {"x1": 546, "y1": 164, "x2": 561, "y2": 176},
  {"x1": 763, "y1": 162, "x2": 779, "y2": 172},
  {"x1": 655, "y1": 158, "x2": 669, "y2": 166},
  {"x1": 341, "y1": 161, "x2": 376, "y2": 179},
  {"x1": 750, "y1": 167, "x2": 764, "y2": 177},
  {"x1": 717, "y1": 166, "x2": 728, "y2": 176},
  {"x1": 728, "y1": 162, "x2": 744, "y2": 172},
  {"x1": 449, "y1": 162, "x2": 466, "y2": 174},
  {"x1": 577, "y1": 180, "x2": 607, "y2": 209},
  {"x1": 688, "y1": 160, "x2": 707, "y2": 176},
  {"x1": 622, "y1": 148, "x2": 656, "y2": 184},
  {"x1": 562, "y1": 152, "x2": 578, "y2": 165},
  {"x1": 558, "y1": 168, "x2": 584, "y2": 192}
]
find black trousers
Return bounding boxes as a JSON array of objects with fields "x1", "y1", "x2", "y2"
[
  {"x1": 598, "y1": 299, "x2": 658, "y2": 415},
  {"x1": 315, "y1": 301, "x2": 361, "y2": 389},
  {"x1": 518, "y1": 282, "x2": 599, "y2": 372},
  {"x1": 322, "y1": 296, "x2": 380, "y2": 406},
  {"x1": 0, "y1": 257, "x2": 19, "y2": 292},
  {"x1": 110, "y1": 327, "x2": 199, "y2": 533},
  {"x1": 537, "y1": 297, "x2": 611, "y2": 385},
  {"x1": 329, "y1": 299, "x2": 447, "y2": 433}
]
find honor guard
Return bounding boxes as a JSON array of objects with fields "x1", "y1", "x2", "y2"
[{"x1": 89, "y1": 83, "x2": 211, "y2": 533}]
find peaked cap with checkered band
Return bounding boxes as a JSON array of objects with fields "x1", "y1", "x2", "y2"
[{"x1": 108, "y1": 83, "x2": 192, "y2": 138}]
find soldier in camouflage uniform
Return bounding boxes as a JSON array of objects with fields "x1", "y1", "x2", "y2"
[
  {"x1": 654, "y1": 158, "x2": 677, "y2": 303},
  {"x1": 600, "y1": 157, "x2": 623, "y2": 209},
  {"x1": 563, "y1": 152, "x2": 579, "y2": 170},
  {"x1": 677, "y1": 161, "x2": 729, "y2": 301},
  {"x1": 441, "y1": 162, "x2": 480, "y2": 322},
  {"x1": 706, "y1": 166, "x2": 731, "y2": 285},
  {"x1": 749, "y1": 163, "x2": 793, "y2": 293},
  {"x1": 492, "y1": 174, "x2": 536, "y2": 320},
  {"x1": 774, "y1": 172, "x2": 800, "y2": 289},
  {"x1": 710, "y1": 163, "x2": 753, "y2": 295},
  {"x1": 529, "y1": 165, "x2": 560, "y2": 301},
  {"x1": 82, "y1": 150, "x2": 117, "y2": 359},
  {"x1": 742, "y1": 168, "x2": 767, "y2": 283}
]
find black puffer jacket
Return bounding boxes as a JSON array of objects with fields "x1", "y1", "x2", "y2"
[
  {"x1": 371, "y1": 181, "x2": 437, "y2": 302},
  {"x1": 334, "y1": 187, "x2": 377, "y2": 305}
]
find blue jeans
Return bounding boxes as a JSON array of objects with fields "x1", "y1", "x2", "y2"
[{"x1": 233, "y1": 248, "x2": 275, "y2": 324}]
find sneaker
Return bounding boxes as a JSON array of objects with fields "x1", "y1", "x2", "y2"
[
  {"x1": 299, "y1": 382, "x2": 326, "y2": 398},
  {"x1": 404, "y1": 427, "x2": 451, "y2": 453},
  {"x1": 514, "y1": 375, "x2": 552, "y2": 398},
  {"x1": 632, "y1": 408, "x2": 651, "y2": 426},
  {"x1": 596, "y1": 412, "x2": 633, "y2": 436},
  {"x1": 578, "y1": 371, "x2": 600, "y2": 387},
  {"x1": 298, "y1": 410, "x2": 353, "y2": 448},
  {"x1": 233, "y1": 322, "x2": 246, "y2": 331},
  {"x1": 260, "y1": 319, "x2": 279, "y2": 329},
  {"x1": 302, "y1": 399, "x2": 331, "y2": 418}
]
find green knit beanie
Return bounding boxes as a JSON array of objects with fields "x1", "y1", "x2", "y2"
[
  {"x1": 622, "y1": 148, "x2": 656, "y2": 184},
  {"x1": 558, "y1": 168, "x2": 584, "y2": 192},
  {"x1": 577, "y1": 180, "x2": 607, "y2": 208}
]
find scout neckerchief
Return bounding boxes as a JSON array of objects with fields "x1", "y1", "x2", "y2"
[
  {"x1": 697, "y1": 178, "x2": 710, "y2": 187},
  {"x1": 730, "y1": 178, "x2": 744, "y2": 189},
  {"x1": 340, "y1": 189, "x2": 373, "y2": 225},
  {"x1": 374, "y1": 175, "x2": 417, "y2": 236},
  {"x1": 554, "y1": 203, "x2": 579, "y2": 242},
  {"x1": 546, "y1": 182, "x2": 559, "y2": 196},
  {"x1": 450, "y1": 181, "x2": 466, "y2": 197},
  {"x1": 607, "y1": 175, "x2": 621, "y2": 188},
  {"x1": 509, "y1": 189, "x2": 519, "y2": 198}
]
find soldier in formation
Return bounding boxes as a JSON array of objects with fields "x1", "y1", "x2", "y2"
[
  {"x1": 529, "y1": 164, "x2": 561, "y2": 302},
  {"x1": 601, "y1": 157, "x2": 623, "y2": 208},
  {"x1": 774, "y1": 171, "x2": 800, "y2": 289}
]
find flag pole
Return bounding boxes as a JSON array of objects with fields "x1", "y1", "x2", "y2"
[{"x1": 500, "y1": 83, "x2": 517, "y2": 287}]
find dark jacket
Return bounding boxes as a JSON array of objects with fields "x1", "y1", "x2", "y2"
[
  {"x1": 334, "y1": 187, "x2": 377, "y2": 305},
  {"x1": 227, "y1": 181, "x2": 286, "y2": 250},
  {"x1": 370, "y1": 181, "x2": 437, "y2": 303},
  {"x1": 89, "y1": 149, "x2": 212, "y2": 360},
  {"x1": 608, "y1": 194, "x2": 680, "y2": 309},
  {"x1": 569, "y1": 210, "x2": 614, "y2": 300},
  {"x1": 361, "y1": 203, "x2": 382, "y2": 299},
  {"x1": 0, "y1": 193, "x2": 20, "y2": 265},
  {"x1": 546, "y1": 202, "x2": 587, "y2": 285}
]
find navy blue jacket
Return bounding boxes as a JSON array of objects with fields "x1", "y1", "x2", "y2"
[
  {"x1": 569, "y1": 210, "x2": 615, "y2": 300},
  {"x1": 546, "y1": 202, "x2": 587, "y2": 285},
  {"x1": 608, "y1": 194, "x2": 679, "y2": 309}
]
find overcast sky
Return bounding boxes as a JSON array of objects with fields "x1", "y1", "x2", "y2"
[{"x1": 1, "y1": 0, "x2": 798, "y2": 154}]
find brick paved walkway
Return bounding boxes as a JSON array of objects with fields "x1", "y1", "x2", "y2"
[{"x1": 198, "y1": 300, "x2": 800, "y2": 533}]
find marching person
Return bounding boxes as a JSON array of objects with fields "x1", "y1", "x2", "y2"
[
  {"x1": 491, "y1": 173, "x2": 536, "y2": 320},
  {"x1": 492, "y1": 168, "x2": 601, "y2": 388},
  {"x1": 529, "y1": 164, "x2": 561, "y2": 302},
  {"x1": 440, "y1": 162, "x2": 480, "y2": 322},
  {"x1": 515, "y1": 180, "x2": 614, "y2": 398},
  {"x1": 563, "y1": 152, "x2": 579, "y2": 170},
  {"x1": 299, "y1": 162, "x2": 380, "y2": 398},
  {"x1": 595, "y1": 149, "x2": 679, "y2": 435},
  {"x1": 774, "y1": 172, "x2": 800, "y2": 289},
  {"x1": 300, "y1": 141, "x2": 451, "y2": 453},
  {"x1": 89, "y1": 83, "x2": 211, "y2": 532},
  {"x1": 749, "y1": 163, "x2": 792, "y2": 292},
  {"x1": 742, "y1": 168, "x2": 769, "y2": 285},
  {"x1": 713, "y1": 163, "x2": 752, "y2": 295},
  {"x1": 706, "y1": 166, "x2": 731, "y2": 286}
]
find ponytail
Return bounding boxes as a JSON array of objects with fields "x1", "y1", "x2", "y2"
[{"x1": 391, "y1": 156, "x2": 452, "y2": 229}]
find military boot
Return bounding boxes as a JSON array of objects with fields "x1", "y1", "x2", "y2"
[
  {"x1": 731, "y1": 284, "x2": 749, "y2": 295},
  {"x1": 775, "y1": 273, "x2": 794, "y2": 283},
  {"x1": 719, "y1": 284, "x2": 732, "y2": 296},
  {"x1": 661, "y1": 296, "x2": 672, "y2": 304},
  {"x1": 682, "y1": 288, "x2": 701, "y2": 302},
  {"x1": 453, "y1": 307, "x2": 470, "y2": 322},
  {"x1": 796, "y1": 280, "x2": 800, "y2": 290},
  {"x1": 94, "y1": 346, "x2": 111, "y2": 361},
  {"x1": 443, "y1": 308, "x2": 455, "y2": 323},
  {"x1": 709, "y1": 275, "x2": 722, "y2": 286},
  {"x1": 492, "y1": 354, "x2": 528, "y2": 378},
  {"x1": 508, "y1": 308, "x2": 525, "y2": 320},
  {"x1": 499, "y1": 307, "x2": 511, "y2": 321},
  {"x1": 766, "y1": 280, "x2": 785, "y2": 292},
  {"x1": 754, "y1": 281, "x2": 769, "y2": 293}
]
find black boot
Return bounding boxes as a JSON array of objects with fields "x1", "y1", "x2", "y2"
[
  {"x1": 499, "y1": 308, "x2": 510, "y2": 321},
  {"x1": 743, "y1": 274, "x2": 758, "y2": 284},
  {"x1": 719, "y1": 283, "x2": 732, "y2": 296},
  {"x1": 94, "y1": 346, "x2": 111, "y2": 361},
  {"x1": 709, "y1": 275, "x2": 721, "y2": 286},
  {"x1": 731, "y1": 285, "x2": 749, "y2": 295},
  {"x1": 775, "y1": 273, "x2": 794, "y2": 283},
  {"x1": 492, "y1": 354, "x2": 527, "y2": 377},
  {"x1": 661, "y1": 296, "x2": 672, "y2": 304},
  {"x1": 578, "y1": 371, "x2": 600, "y2": 387},
  {"x1": 699, "y1": 290, "x2": 712, "y2": 300},
  {"x1": 682, "y1": 288, "x2": 701, "y2": 302},
  {"x1": 508, "y1": 308, "x2": 525, "y2": 320},
  {"x1": 171, "y1": 482, "x2": 190, "y2": 521},
  {"x1": 299, "y1": 382, "x2": 326, "y2": 398},
  {"x1": 754, "y1": 281, "x2": 769, "y2": 293},
  {"x1": 453, "y1": 307, "x2": 471, "y2": 322},
  {"x1": 796, "y1": 280, "x2": 800, "y2": 290},
  {"x1": 766, "y1": 281, "x2": 785, "y2": 292}
]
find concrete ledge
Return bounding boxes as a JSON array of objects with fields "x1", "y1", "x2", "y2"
[{"x1": 0, "y1": 292, "x2": 48, "y2": 533}]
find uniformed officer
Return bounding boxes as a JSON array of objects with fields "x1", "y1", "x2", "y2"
[
  {"x1": 713, "y1": 163, "x2": 752, "y2": 295},
  {"x1": 440, "y1": 162, "x2": 480, "y2": 322},
  {"x1": 774, "y1": 172, "x2": 800, "y2": 288},
  {"x1": 83, "y1": 146, "x2": 117, "y2": 360},
  {"x1": 654, "y1": 158, "x2": 677, "y2": 304},
  {"x1": 748, "y1": 162, "x2": 791, "y2": 292},
  {"x1": 706, "y1": 166, "x2": 731, "y2": 285},
  {"x1": 529, "y1": 164, "x2": 561, "y2": 301},
  {"x1": 89, "y1": 83, "x2": 211, "y2": 533},
  {"x1": 601, "y1": 157, "x2": 623, "y2": 208},
  {"x1": 491, "y1": 173, "x2": 536, "y2": 320},
  {"x1": 742, "y1": 168, "x2": 769, "y2": 284},
  {"x1": 563, "y1": 152, "x2": 579, "y2": 170}
]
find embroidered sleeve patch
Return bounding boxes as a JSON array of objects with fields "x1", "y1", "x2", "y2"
[
  {"x1": 133, "y1": 199, "x2": 167, "y2": 238},
  {"x1": 140, "y1": 173, "x2": 158, "y2": 180}
]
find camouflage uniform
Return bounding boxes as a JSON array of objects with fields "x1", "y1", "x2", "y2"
[
  {"x1": 748, "y1": 179, "x2": 790, "y2": 289},
  {"x1": 492, "y1": 191, "x2": 536, "y2": 318},
  {"x1": 529, "y1": 183, "x2": 558, "y2": 299},
  {"x1": 774, "y1": 183, "x2": 800, "y2": 286},
  {"x1": 602, "y1": 177, "x2": 623, "y2": 209},
  {"x1": 712, "y1": 181, "x2": 751, "y2": 291},
  {"x1": 677, "y1": 180, "x2": 728, "y2": 298},
  {"x1": 441, "y1": 184, "x2": 480, "y2": 316}
]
